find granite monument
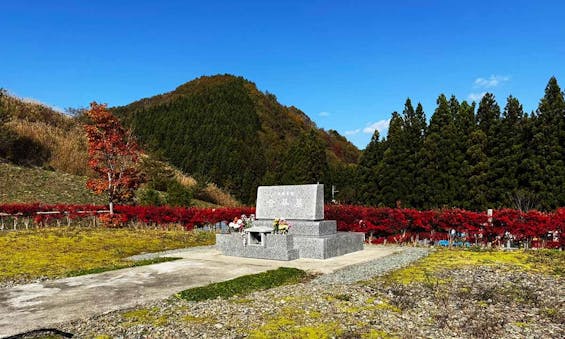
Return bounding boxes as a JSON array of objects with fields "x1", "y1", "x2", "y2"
[{"x1": 216, "y1": 184, "x2": 364, "y2": 260}]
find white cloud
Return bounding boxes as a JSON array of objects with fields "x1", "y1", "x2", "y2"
[
  {"x1": 362, "y1": 119, "x2": 390, "y2": 135},
  {"x1": 344, "y1": 128, "x2": 361, "y2": 136},
  {"x1": 468, "y1": 92, "x2": 486, "y2": 101},
  {"x1": 474, "y1": 75, "x2": 510, "y2": 88},
  {"x1": 318, "y1": 111, "x2": 330, "y2": 117}
]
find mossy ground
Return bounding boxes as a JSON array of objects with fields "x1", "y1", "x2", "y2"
[
  {"x1": 0, "y1": 227, "x2": 215, "y2": 283},
  {"x1": 382, "y1": 248, "x2": 565, "y2": 285}
]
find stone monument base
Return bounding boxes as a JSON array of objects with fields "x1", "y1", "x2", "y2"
[
  {"x1": 292, "y1": 232, "x2": 365, "y2": 259},
  {"x1": 216, "y1": 233, "x2": 300, "y2": 261},
  {"x1": 216, "y1": 229, "x2": 364, "y2": 261}
]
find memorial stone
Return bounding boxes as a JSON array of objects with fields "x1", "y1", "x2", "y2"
[{"x1": 216, "y1": 184, "x2": 364, "y2": 260}]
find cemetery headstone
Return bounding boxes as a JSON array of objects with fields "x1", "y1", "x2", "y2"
[{"x1": 216, "y1": 184, "x2": 364, "y2": 260}]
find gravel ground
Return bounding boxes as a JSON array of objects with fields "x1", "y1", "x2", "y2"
[
  {"x1": 312, "y1": 247, "x2": 430, "y2": 285},
  {"x1": 49, "y1": 248, "x2": 565, "y2": 339}
]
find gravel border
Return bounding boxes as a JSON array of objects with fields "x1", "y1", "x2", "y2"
[{"x1": 313, "y1": 247, "x2": 430, "y2": 284}]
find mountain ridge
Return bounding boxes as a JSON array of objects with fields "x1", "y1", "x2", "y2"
[{"x1": 113, "y1": 74, "x2": 360, "y2": 203}]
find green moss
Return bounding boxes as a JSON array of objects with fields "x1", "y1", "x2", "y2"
[
  {"x1": 333, "y1": 293, "x2": 352, "y2": 301},
  {"x1": 362, "y1": 329, "x2": 399, "y2": 339},
  {"x1": 541, "y1": 307, "x2": 559, "y2": 319},
  {"x1": 122, "y1": 307, "x2": 168, "y2": 327},
  {"x1": 381, "y1": 248, "x2": 560, "y2": 285},
  {"x1": 513, "y1": 321, "x2": 528, "y2": 328},
  {"x1": 248, "y1": 317, "x2": 343, "y2": 339},
  {"x1": 183, "y1": 315, "x2": 215, "y2": 324},
  {"x1": 308, "y1": 310, "x2": 322, "y2": 319},
  {"x1": 176, "y1": 267, "x2": 308, "y2": 302},
  {"x1": 525, "y1": 250, "x2": 565, "y2": 276},
  {"x1": 0, "y1": 228, "x2": 214, "y2": 283},
  {"x1": 372, "y1": 300, "x2": 401, "y2": 313}
]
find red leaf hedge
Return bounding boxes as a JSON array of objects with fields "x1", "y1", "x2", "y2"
[{"x1": 0, "y1": 204, "x2": 562, "y2": 248}]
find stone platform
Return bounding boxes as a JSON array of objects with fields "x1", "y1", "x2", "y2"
[
  {"x1": 216, "y1": 229, "x2": 364, "y2": 260},
  {"x1": 216, "y1": 184, "x2": 365, "y2": 261}
]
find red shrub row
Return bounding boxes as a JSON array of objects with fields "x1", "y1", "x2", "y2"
[
  {"x1": 1, "y1": 204, "x2": 563, "y2": 247},
  {"x1": 325, "y1": 205, "x2": 564, "y2": 247}
]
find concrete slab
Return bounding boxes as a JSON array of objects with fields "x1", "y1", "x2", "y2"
[{"x1": 0, "y1": 245, "x2": 400, "y2": 338}]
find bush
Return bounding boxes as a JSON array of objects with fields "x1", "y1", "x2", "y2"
[{"x1": 166, "y1": 180, "x2": 193, "y2": 207}]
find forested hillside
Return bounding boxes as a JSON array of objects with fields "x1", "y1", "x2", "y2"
[
  {"x1": 113, "y1": 75, "x2": 360, "y2": 203},
  {"x1": 0, "y1": 89, "x2": 238, "y2": 206},
  {"x1": 358, "y1": 77, "x2": 565, "y2": 211},
  {"x1": 2, "y1": 75, "x2": 563, "y2": 211}
]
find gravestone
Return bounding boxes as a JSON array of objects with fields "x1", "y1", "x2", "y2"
[{"x1": 216, "y1": 184, "x2": 364, "y2": 260}]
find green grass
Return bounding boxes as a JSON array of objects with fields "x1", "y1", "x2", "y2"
[
  {"x1": 176, "y1": 267, "x2": 309, "y2": 302},
  {"x1": 0, "y1": 227, "x2": 215, "y2": 283},
  {"x1": 0, "y1": 162, "x2": 105, "y2": 204},
  {"x1": 382, "y1": 248, "x2": 565, "y2": 285}
]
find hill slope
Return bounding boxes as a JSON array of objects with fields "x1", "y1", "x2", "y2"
[
  {"x1": 114, "y1": 74, "x2": 360, "y2": 203},
  {"x1": 0, "y1": 162, "x2": 105, "y2": 204},
  {"x1": 0, "y1": 90, "x2": 239, "y2": 206}
]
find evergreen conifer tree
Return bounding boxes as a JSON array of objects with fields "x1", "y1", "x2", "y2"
[
  {"x1": 467, "y1": 129, "x2": 489, "y2": 210},
  {"x1": 454, "y1": 101, "x2": 476, "y2": 208},
  {"x1": 492, "y1": 96, "x2": 526, "y2": 207},
  {"x1": 532, "y1": 77, "x2": 565, "y2": 209},
  {"x1": 281, "y1": 130, "x2": 329, "y2": 185},
  {"x1": 475, "y1": 93, "x2": 501, "y2": 206},
  {"x1": 379, "y1": 111, "x2": 408, "y2": 206},
  {"x1": 402, "y1": 100, "x2": 426, "y2": 207},
  {"x1": 418, "y1": 94, "x2": 462, "y2": 208},
  {"x1": 357, "y1": 130, "x2": 385, "y2": 205}
]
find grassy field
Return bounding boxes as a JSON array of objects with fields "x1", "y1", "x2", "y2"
[
  {"x1": 383, "y1": 247, "x2": 565, "y2": 284},
  {"x1": 0, "y1": 162, "x2": 105, "y2": 204},
  {"x1": 0, "y1": 227, "x2": 215, "y2": 283}
]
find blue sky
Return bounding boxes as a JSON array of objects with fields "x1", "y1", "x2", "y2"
[{"x1": 2, "y1": 1, "x2": 564, "y2": 148}]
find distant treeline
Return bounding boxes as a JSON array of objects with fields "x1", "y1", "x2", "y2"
[{"x1": 356, "y1": 77, "x2": 565, "y2": 211}]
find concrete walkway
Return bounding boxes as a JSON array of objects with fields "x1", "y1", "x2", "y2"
[{"x1": 0, "y1": 245, "x2": 400, "y2": 338}]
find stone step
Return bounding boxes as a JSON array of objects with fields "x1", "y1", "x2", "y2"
[{"x1": 253, "y1": 219, "x2": 337, "y2": 236}]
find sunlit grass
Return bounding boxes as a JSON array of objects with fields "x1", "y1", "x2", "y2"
[
  {"x1": 383, "y1": 248, "x2": 565, "y2": 285},
  {"x1": 0, "y1": 227, "x2": 215, "y2": 283}
]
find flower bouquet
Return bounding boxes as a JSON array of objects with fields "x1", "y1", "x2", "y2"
[
  {"x1": 229, "y1": 214, "x2": 255, "y2": 233},
  {"x1": 273, "y1": 218, "x2": 290, "y2": 234}
]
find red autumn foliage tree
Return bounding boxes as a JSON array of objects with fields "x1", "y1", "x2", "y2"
[{"x1": 84, "y1": 102, "x2": 143, "y2": 214}]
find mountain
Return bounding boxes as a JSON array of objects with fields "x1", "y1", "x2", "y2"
[
  {"x1": 113, "y1": 74, "x2": 360, "y2": 203},
  {"x1": 0, "y1": 89, "x2": 239, "y2": 206}
]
